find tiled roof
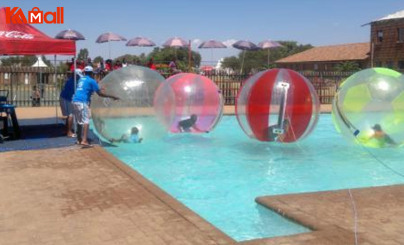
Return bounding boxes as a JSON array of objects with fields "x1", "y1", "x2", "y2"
[{"x1": 276, "y1": 43, "x2": 370, "y2": 63}]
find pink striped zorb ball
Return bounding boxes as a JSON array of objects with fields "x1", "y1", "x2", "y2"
[{"x1": 154, "y1": 73, "x2": 224, "y2": 133}]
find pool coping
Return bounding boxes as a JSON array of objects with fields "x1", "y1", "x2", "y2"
[
  {"x1": 93, "y1": 146, "x2": 236, "y2": 245},
  {"x1": 240, "y1": 185, "x2": 404, "y2": 244}
]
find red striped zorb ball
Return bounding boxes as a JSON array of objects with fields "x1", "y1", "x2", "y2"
[
  {"x1": 154, "y1": 73, "x2": 224, "y2": 133},
  {"x1": 236, "y1": 68, "x2": 320, "y2": 143}
]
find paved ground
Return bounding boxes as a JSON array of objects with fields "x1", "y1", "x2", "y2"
[
  {"x1": 0, "y1": 146, "x2": 234, "y2": 245},
  {"x1": 1, "y1": 145, "x2": 404, "y2": 244}
]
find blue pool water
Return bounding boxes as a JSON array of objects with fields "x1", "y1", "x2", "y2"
[{"x1": 103, "y1": 114, "x2": 404, "y2": 241}]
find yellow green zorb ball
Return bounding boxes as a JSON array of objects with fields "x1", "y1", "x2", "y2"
[{"x1": 332, "y1": 68, "x2": 404, "y2": 148}]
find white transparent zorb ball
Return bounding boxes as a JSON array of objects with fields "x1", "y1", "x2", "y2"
[
  {"x1": 91, "y1": 66, "x2": 166, "y2": 141},
  {"x1": 332, "y1": 67, "x2": 404, "y2": 148}
]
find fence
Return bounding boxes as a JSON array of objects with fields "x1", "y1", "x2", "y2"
[{"x1": 0, "y1": 67, "x2": 354, "y2": 107}]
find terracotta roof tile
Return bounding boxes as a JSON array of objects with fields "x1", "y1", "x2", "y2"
[{"x1": 276, "y1": 42, "x2": 370, "y2": 63}]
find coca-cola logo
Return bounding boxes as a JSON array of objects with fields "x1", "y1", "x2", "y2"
[{"x1": 0, "y1": 31, "x2": 34, "y2": 39}]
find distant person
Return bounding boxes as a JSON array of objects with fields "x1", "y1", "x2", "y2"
[
  {"x1": 265, "y1": 119, "x2": 290, "y2": 142},
  {"x1": 31, "y1": 86, "x2": 40, "y2": 107},
  {"x1": 178, "y1": 114, "x2": 198, "y2": 132},
  {"x1": 72, "y1": 66, "x2": 119, "y2": 148},
  {"x1": 113, "y1": 60, "x2": 122, "y2": 70},
  {"x1": 369, "y1": 124, "x2": 397, "y2": 146},
  {"x1": 60, "y1": 69, "x2": 83, "y2": 137},
  {"x1": 169, "y1": 58, "x2": 180, "y2": 74},
  {"x1": 109, "y1": 127, "x2": 143, "y2": 143},
  {"x1": 86, "y1": 57, "x2": 93, "y2": 67},
  {"x1": 95, "y1": 59, "x2": 105, "y2": 74},
  {"x1": 105, "y1": 59, "x2": 113, "y2": 72},
  {"x1": 77, "y1": 59, "x2": 86, "y2": 70},
  {"x1": 147, "y1": 57, "x2": 157, "y2": 70},
  {"x1": 122, "y1": 58, "x2": 128, "y2": 68}
]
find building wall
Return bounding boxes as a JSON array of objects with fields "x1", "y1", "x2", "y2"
[{"x1": 371, "y1": 18, "x2": 404, "y2": 71}]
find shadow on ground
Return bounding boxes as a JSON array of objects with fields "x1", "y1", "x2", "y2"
[{"x1": 0, "y1": 123, "x2": 100, "y2": 152}]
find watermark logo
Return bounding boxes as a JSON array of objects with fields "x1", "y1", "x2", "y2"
[{"x1": 5, "y1": 7, "x2": 64, "y2": 24}]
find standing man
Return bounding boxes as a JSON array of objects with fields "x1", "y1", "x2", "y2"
[
  {"x1": 60, "y1": 69, "x2": 82, "y2": 137},
  {"x1": 72, "y1": 66, "x2": 119, "y2": 147}
]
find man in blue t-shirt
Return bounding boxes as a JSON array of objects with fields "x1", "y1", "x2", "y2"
[
  {"x1": 72, "y1": 66, "x2": 119, "y2": 147},
  {"x1": 60, "y1": 69, "x2": 82, "y2": 137}
]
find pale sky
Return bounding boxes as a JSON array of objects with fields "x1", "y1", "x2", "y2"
[{"x1": 1, "y1": 0, "x2": 403, "y2": 65}]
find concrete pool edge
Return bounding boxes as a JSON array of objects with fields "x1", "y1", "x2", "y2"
[
  {"x1": 93, "y1": 146, "x2": 236, "y2": 245},
  {"x1": 243, "y1": 185, "x2": 404, "y2": 244}
]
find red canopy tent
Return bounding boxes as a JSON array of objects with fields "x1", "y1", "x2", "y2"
[{"x1": 0, "y1": 7, "x2": 75, "y2": 55}]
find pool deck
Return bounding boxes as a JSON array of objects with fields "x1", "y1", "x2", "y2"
[
  {"x1": 1, "y1": 145, "x2": 404, "y2": 244},
  {"x1": 2, "y1": 104, "x2": 403, "y2": 245}
]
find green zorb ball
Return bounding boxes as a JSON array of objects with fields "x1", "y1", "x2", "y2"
[{"x1": 332, "y1": 68, "x2": 404, "y2": 148}]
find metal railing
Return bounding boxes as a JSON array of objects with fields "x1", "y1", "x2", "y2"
[{"x1": 0, "y1": 67, "x2": 354, "y2": 107}]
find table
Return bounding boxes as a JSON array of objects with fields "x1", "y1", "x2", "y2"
[{"x1": 0, "y1": 104, "x2": 21, "y2": 139}]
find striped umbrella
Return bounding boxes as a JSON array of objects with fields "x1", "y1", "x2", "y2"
[{"x1": 258, "y1": 40, "x2": 283, "y2": 66}]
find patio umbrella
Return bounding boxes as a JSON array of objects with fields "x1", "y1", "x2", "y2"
[
  {"x1": 96, "y1": 32, "x2": 127, "y2": 58},
  {"x1": 232, "y1": 40, "x2": 260, "y2": 74},
  {"x1": 126, "y1": 37, "x2": 156, "y2": 47},
  {"x1": 258, "y1": 40, "x2": 283, "y2": 66},
  {"x1": 163, "y1": 37, "x2": 188, "y2": 48},
  {"x1": 55, "y1": 29, "x2": 85, "y2": 41},
  {"x1": 198, "y1": 40, "x2": 227, "y2": 64},
  {"x1": 163, "y1": 37, "x2": 190, "y2": 67}
]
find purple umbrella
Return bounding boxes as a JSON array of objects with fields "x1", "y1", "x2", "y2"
[
  {"x1": 55, "y1": 29, "x2": 86, "y2": 92},
  {"x1": 258, "y1": 40, "x2": 283, "y2": 65},
  {"x1": 198, "y1": 40, "x2": 227, "y2": 64},
  {"x1": 96, "y1": 32, "x2": 127, "y2": 43},
  {"x1": 55, "y1": 29, "x2": 85, "y2": 40},
  {"x1": 126, "y1": 37, "x2": 156, "y2": 47},
  {"x1": 198, "y1": 40, "x2": 226, "y2": 49},
  {"x1": 96, "y1": 32, "x2": 127, "y2": 58},
  {"x1": 232, "y1": 40, "x2": 260, "y2": 73},
  {"x1": 163, "y1": 37, "x2": 188, "y2": 48},
  {"x1": 232, "y1": 40, "x2": 259, "y2": 51}
]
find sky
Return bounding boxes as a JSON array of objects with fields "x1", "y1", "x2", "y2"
[{"x1": 2, "y1": 0, "x2": 404, "y2": 65}]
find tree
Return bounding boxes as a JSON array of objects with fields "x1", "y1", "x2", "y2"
[
  {"x1": 0, "y1": 55, "x2": 37, "y2": 66},
  {"x1": 221, "y1": 56, "x2": 240, "y2": 71},
  {"x1": 221, "y1": 41, "x2": 313, "y2": 74},
  {"x1": 93, "y1": 56, "x2": 104, "y2": 64},
  {"x1": 335, "y1": 61, "x2": 360, "y2": 72},
  {"x1": 148, "y1": 47, "x2": 201, "y2": 70},
  {"x1": 77, "y1": 48, "x2": 89, "y2": 61}
]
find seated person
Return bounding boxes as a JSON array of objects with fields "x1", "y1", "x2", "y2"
[
  {"x1": 369, "y1": 124, "x2": 396, "y2": 146},
  {"x1": 109, "y1": 127, "x2": 143, "y2": 143},
  {"x1": 178, "y1": 114, "x2": 198, "y2": 132},
  {"x1": 265, "y1": 119, "x2": 290, "y2": 142}
]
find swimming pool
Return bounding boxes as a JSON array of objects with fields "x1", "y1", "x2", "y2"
[{"x1": 103, "y1": 114, "x2": 404, "y2": 241}]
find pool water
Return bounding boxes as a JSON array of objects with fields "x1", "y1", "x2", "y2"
[{"x1": 102, "y1": 114, "x2": 404, "y2": 241}]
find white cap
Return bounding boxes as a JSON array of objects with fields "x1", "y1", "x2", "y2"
[{"x1": 84, "y1": 66, "x2": 94, "y2": 72}]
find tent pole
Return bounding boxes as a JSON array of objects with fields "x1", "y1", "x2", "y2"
[
  {"x1": 240, "y1": 50, "x2": 246, "y2": 74},
  {"x1": 188, "y1": 40, "x2": 191, "y2": 72},
  {"x1": 54, "y1": 55, "x2": 58, "y2": 124}
]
